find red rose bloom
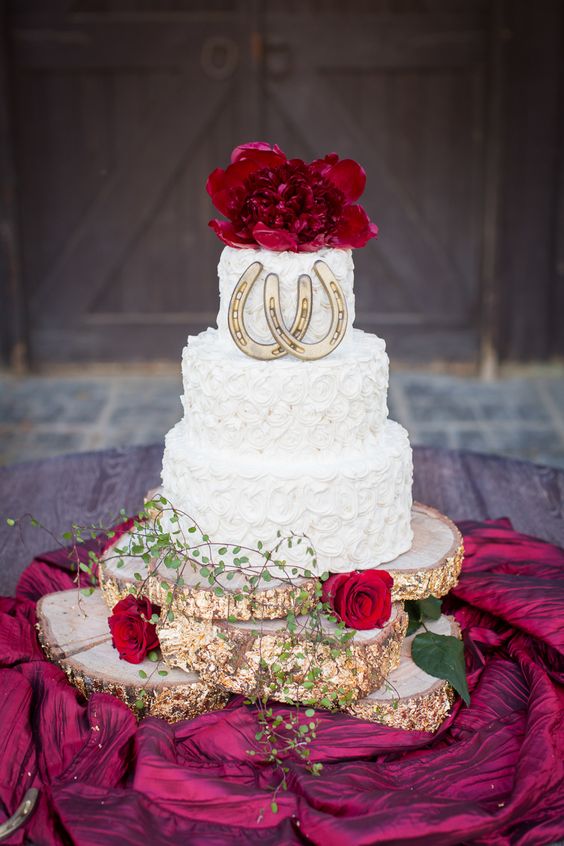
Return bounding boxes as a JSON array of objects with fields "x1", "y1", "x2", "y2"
[
  {"x1": 108, "y1": 595, "x2": 161, "y2": 664},
  {"x1": 207, "y1": 141, "x2": 378, "y2": 252},
  {"x1": 322, "y1": 569, "x2": 393, "y2": 631}
]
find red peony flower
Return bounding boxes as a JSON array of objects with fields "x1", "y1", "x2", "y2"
[
  {"x1": 322, "y1": 569, "x2": 393, "y2": 631},
  {"x1": 108, "y1": 594, "x2": 161, "y2": 664},
  {"x1": 207, "y1": 141, "x2": 378, "y2": 252}
]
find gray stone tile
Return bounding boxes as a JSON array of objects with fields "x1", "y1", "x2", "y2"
[
  {"x1": 449, "y1": 429, "x2": 495, "y2": 453},
  {"x1": 396, "y1": 374, "x2": 551, "y2": 426},
  {"x1": 410, "y1": 428, "x2": 455, "y2": 449},
  {"x1": 537, "y1": 377, "x2": 564, "y2": 414},
  {"x1": 393, "y1": 375, "x2": 476, "y2": 424},
  {"x1": 0, "y1": 429, "x2": 85, "y2": 465},
  {"x1": 2, "y1": 370, "x2": 564, "y2": 470},
  {"x1": 87, "y1": 425, "x2": 168, "y2": 451},
  {"x1": 488, "y1": 426, "x2": 564, "y2": 463},
  {"x1": 0, "y1": 379, "x2": 109, "y2": 425},
  {"x1": 109, "y1": 379, "x2": 181, "y2": 426}
]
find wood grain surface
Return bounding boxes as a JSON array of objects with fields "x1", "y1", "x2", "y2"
[{"x1": 1, "y1": 444, "x2": 563, "y2": 596}]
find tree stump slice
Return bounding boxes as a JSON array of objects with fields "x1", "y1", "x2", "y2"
[
  {"x1": 158, "y1": 602, "x2": 408, "y2": 706},
  {"x1": 99, "y1": 500, "x2": 462, "y2": 622},
  {"x1": 388, "y1": 503, "x2": 463, "y2": 601},
  {"x1": 348, "y1": 615, "x2": 460, "y2": 731},
  {"x1": 100, "y1": 529, "x2": 317, "y2": 622},
  {"x1": 36, "y1": 590, "x2": 229, "y2": 721}
]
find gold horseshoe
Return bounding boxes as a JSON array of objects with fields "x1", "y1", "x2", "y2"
[
  {"x1": 0, "y1": 789, "x2": 38, "y2": 841},
  {"x1": 228, "y1": 262, "x2": 313, "y2": 360},
  {"x1": 264, "y1": 260, "x2": 348, "y2": 361}
]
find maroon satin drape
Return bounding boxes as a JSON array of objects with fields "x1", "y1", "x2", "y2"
[{"x1": 0, "y1": 518, "x2": 563, "y2": 845}]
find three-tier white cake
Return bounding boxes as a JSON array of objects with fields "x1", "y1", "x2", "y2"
[{"x1": 161, "y1": 245, "x2": 414, "y2": 574}]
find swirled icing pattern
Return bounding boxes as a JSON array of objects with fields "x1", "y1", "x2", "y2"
[
  {"x1": 161, "y1": 419, "x2": 414, "y2": 574},
  {"x1": 181, "y1": 328, "x2": 389, "y2": 456},
  {"x1": 161, "y1": 244, "x2": 414, "y2": 574},
  {"x1": 216, "y1": 246, "x2": 355, "y2": 351}
]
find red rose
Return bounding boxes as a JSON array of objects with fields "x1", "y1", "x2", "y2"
[
  {"x1": 207, "y1": 141, "x2": 378, "y2": 252},
  {"x1": 108, "y1": 595, "x2": 161, "y2": 664},
  {"x1": 322, "y1": 570, "x2": 393, "y2": 631}
]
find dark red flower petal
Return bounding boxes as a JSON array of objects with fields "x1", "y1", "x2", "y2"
[
  {"x1": 231, "y1": 142, "x2": 287, "y2": 168},
  {"x1": 331, "y1": 204, "x2": 378, "y2": 248},
  {"x1": 205, "y1": 167, "x2": 226, "y2": 200},
  {"x1": 322, "y1": 573, "x2": 347, "y2": 604},
  {"x1": 324, "y1": 159, "x2": 366, "y2": 202},
  {"x1": 252, "y1": 224, "x2": 299, "y2": 252},
  {"x1": 209, "y1": 219, "x2": 257, "y2": 249},
  {"x1": 310, "y1": 153, "x2": 339, "y2": 175}
]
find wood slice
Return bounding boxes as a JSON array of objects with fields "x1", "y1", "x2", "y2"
[
  {"x1": 99, "y1": 500, "x2": 461, "y2": 621},
  {"x1": 100, "y1": 528, "x2": 317, "y2": 622},
  {"x1": 388, "y1": 502, "x2": 463, "y2": 601},
  {"x1": 36, "y1": 590, "x2": 229, "y2": 721},
  {"x1": 348, "y1": 615, "x2": 460, "y2": 731},
  {"x1": 158, "y1": 602, "x2": 408, "y2": 707}
]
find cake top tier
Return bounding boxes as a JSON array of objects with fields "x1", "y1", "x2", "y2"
[
  {"x1": 206, "y1": 141, "x2": 378, "y2": 253},
  {"x1": 216, "y1": 246, "x2": 356, "y2": 351}
]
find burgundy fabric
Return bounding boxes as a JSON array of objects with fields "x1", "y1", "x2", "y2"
[{"x1": 0, "y1": 519, "x2": 563, "y2": 845}]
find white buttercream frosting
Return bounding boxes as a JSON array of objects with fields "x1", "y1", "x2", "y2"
[
  {"x1": 161, "y1": 419, "x2": 413, "y2": 574},
  {"x1": 180, "y1": 327, "x2": 389, "y2": 457},
  {"x1": 216, "y1": 246, "x2": 355, "y2": 352},
  {"x1": 159, "y1": 242, "x2": 414, "y2": 575}
]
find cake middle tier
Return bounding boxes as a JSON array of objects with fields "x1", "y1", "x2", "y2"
[
  {"x1": 181, "y1": 327, "x2": 389, "y2": 456},
  {"x1": 161, "y1": 418, "x2": 413, "y2": 573}
]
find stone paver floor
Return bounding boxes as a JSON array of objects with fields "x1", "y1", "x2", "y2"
[{"x1": 1, "y1": 368, "x2": 564, "y2": 469}]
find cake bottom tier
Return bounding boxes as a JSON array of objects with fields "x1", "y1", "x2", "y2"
[{"x1": 161, "y1": 418, "x2": 413, "y2": 575}]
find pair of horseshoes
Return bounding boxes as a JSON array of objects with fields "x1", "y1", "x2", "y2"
[{"x1": 227, "y1": 260, "x2": 348, "y2": 361}]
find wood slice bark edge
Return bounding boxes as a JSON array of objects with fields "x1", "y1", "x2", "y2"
[
  {"x1": 36, "y1": 590, "x2": 229, "y2": 721},
  {"x1": 158, "y1": 602, "x2": 408, "y2": 706}
]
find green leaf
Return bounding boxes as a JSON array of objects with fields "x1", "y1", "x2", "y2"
[
  {"x1": 138, "y1": 669, "x2": 148, "y2": 679},
  {"x1": 405, "y1": 600, "x2": 422, "y2": 636},
  {"x1": 80, "y1": 587, "x2": 94, "y2": 597},
  {"x1": 271, "y1": 801, "x2": 278, "y2": 814},
  {"x1": 147, "y1": 650, "x2": 159, "y2": 662},
  {"x1": 304, "y1": 708, "x2": 315, "y2": 717},
  {"x1": 411, "y1": 632, "x2": 470, "y2": 705},
  {"x1": 6, "y1": 518, "x2": 15, "y2": 527},
  {"x1": 419, "y1": 595, "x2": 442, "y2": 620},
  {"x1": 218, "y1": 547, "x2": 228, "y2": 555},
  {"x1": 232, "y1": 546, "x2": 241, "y2": 554},
  {"x1": 158, "y1": 670, "x2": 168, "y2": 677}
]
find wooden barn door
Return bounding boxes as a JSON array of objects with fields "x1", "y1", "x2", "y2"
[
  {"x1": 9, "y1": 0, "x2": 261, "y2": 362},
  {"x1": 262, "y1": 1, "x2": 489, "y2": 361},
  {"x1": 6, "y1": 0, "x2": 490, "y2": 364}
]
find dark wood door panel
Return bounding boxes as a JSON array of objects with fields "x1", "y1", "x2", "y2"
[
  {"x1": 7, "y1": 0, "x2": 491, "y2": 363},
  {"x1": 10, "y1": 0, "x2": 257, "y2": 362},
  {"x1": 263, "y1": 4, "x2": 488, "y2": 360}
]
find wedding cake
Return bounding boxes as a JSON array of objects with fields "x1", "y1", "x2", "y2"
[
  {"x1": 160, "y1": 144, "x2": 413, "y2": 576},
  {"x1": 38, "y1": 142, "x2": 465, "y2": 733}
]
